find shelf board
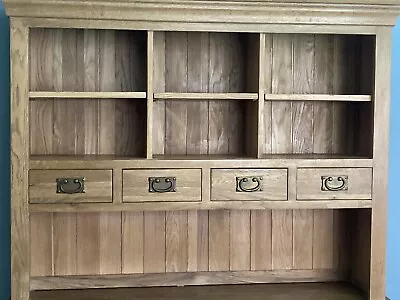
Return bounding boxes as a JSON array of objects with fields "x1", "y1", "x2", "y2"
[
  {"x1": 30, "y1": 282, "x2": 365, "y2": 300},
  {"x1": 29, "y1": 91, "x2": 147, "y2": 99},
  {"x1": 29, "y1": 154, "x2": 373, "y2": 169},
  {"x1": 264, "y1": 94, "x2": 371, "y2": 102},
  {"x1": 154, "y1": 92, "x2": 259, "y2": 100}
]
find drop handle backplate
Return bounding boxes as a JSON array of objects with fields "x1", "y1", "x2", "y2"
[
  {"x1": 56, "y1": 177, "x2": 85, "y2": 194},
  {"x1": 149, "y1": 177, "x2": 177, "y2": 193},
  {"x1": 321, "y1": 175, "x2": 348, "y2": 192},
  {"x1": 236, "y1": 176, "x2": 263, "y2": 192}
]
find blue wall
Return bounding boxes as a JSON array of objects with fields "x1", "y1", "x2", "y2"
[
  {"x1": 0, "y1": 4, "x2": 398, "y2": 299},
  {"x1": 0, "y1": 1, "x2": 10, "y2": 299}
]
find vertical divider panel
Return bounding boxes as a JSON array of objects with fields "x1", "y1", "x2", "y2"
[
  {"x1": 370, "y1": 27, "x2": 392, "y2": 300},
  {"x1": 147, "y1": 31, "x2": 154, "y2": 159},
  {"x1": 257, "y1": 33, "x2": 266, "y2": 158}
]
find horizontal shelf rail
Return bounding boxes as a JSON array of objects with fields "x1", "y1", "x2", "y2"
[
  {"x1": 154, "y1": 92, "x2": 259, "y2": 101},
  {"x1": 29, "y1": 91, "x2": 147, "y2": 99},
  {"x1": 264, "y1": 94, "x2": 371, "y2": 102}
]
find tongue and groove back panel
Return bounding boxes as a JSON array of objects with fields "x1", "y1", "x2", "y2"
[{"x1": 29, "y1": 28, "x2": 373, "y2": 285}]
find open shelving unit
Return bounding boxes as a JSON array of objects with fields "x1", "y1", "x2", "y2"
[{"x1": 5, "y1": 0, "x2": 399, "y2": 300}]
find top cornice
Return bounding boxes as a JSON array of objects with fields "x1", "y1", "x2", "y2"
[{"x1": 3, "y1": 0, "x2": 400, "y2": 26}]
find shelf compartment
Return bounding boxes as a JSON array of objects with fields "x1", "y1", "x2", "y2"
[
  {"x1": 30, "y1": 99, "x2": 147, "y2": 157},
  {"x1": 153, "y1": 99, "x2": 258, "y2": 157},
  {"x1": 30, "y1": 282, "x2": 365, "y2": 300},
  {"x1": 153, "y1": 31, "x2": 259, "y2": 93},
  {"x1": 30, "y1": 28, "x2": 147, "y2": 92},
  {"x1": 29, "y1": 91, "x2": 147, "y2": 99},
  {"x1": 264, "y1": 94, "x2": 371, "y2": 102},
  {"x1": 154, "y1": 93, "x2": 258, "y2": 101}
]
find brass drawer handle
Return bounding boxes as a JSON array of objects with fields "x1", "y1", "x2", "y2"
[
  {"x1": 321, "y1": 176, "x2": 348, "y2": 192},
  {"x1": 149, "y1": 177, "x2": 176, "y2": 193},
  {"x1": 56, "y1": 177, "x2": 85, "y2": 194},
  {"x1": 236, "y1": 176, "x2": 263, "y2": 192}
]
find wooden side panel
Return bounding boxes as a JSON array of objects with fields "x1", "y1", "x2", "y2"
[{"x1": 10, "y1": 18, "x2": 29, "y2": 300}]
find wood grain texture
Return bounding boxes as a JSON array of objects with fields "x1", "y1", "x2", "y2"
[
  {"x1": 10, "y1": 18, "x2": 29, "y2": 300},
  {"x1": 211, "y1": 169, "x2": 288, "y2": 201},
  {"x1": 123, "y1": 169, "x2": 201, "y2": 202},
  {"x1": 30, "y1": 213, "x2": 53, "y2": 276},
  {"x1": 29, "y1": 169, "x2": 112, "y2": 203},
  {"x1": 31, "y1": 270, "x2": 346, "y2": 291},
  {"x1": 166, "y1": 211, "x2": 188, "y2": 272},
  {"x1": 230, "y1": 210, "x2": 251, "y2": 271},
  {"x1": 209, "y1": 210, "x2": 230, "y2": 271},
  {"x1": 53, "y1": 213, "x2": 77, "y2": 275},
  {"x1": 122, "y1": 212, "x2": 144, "y2": 274},
  {"x1": 293, "y1": 210, "x2": 313, "y2": 269},
  {"x1": 250, "y1": 210, "x2": 272, "y2": 271},
  {"x1": 188, "y1": 211, "x2": 209, "y2": 272},
  {"x1": 370, "y1": 26, "x2": 392, "y2": 300},
  {"x1": 271, "y1": 210, "x2": 293, "y2": 270},
  {"x1": 144, "y1": 211, "x2": 166, "y2": 273},
  {"x1": 297, "y1": 168, "x2": 373, "y2": 200}
]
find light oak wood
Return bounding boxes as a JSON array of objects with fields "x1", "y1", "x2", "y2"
[
  {"x1": 30, "y1": 91, "x2": 147, "y2": 99},
  {"x1": 297, "y1": 168, "x2": 373, "y2": 200},
  {"x1": 29, "y1": 200, "x2": 373, "y2": 213},
  {"x1": 10, "y1": 18, "x2": 30, "y2": 300},
  {"x1": 4, "y1": 0, "x2": 400, "y2": 26},
  {"x1": 6, "y1": 1, "x2": 398, "y2": 299},
  {"x1": 123, "y1": 169, "x2": 201, "y2": 202},
  {"x1": 211, "y1": 169, "x2": 287, "y2": 201},
  {"x1": 29, "y1": 170, "x2": 112, "y2": 203},
  {"x1": 154, "y1": 93, "x2": 258, "y2": 100},
  {"x1": 265, "y1": 94, "x2": 371, "y2": 102},
  {"x1": 370, "y1": 26, "x2": 392, "y2": 300},
  {"x1": 30, "y1": 270, "x2": 345, "y2": 290}
]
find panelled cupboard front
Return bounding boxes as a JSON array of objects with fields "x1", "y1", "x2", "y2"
[{"x1": 4, "y1": 1, "x2": 400, "y2": 300}]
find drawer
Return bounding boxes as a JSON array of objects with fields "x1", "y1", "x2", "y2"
[
  {"x1": 297, "y1": 168, "x2": 372, "y2": 200},
  {"x1": 123, "y1": 169, "x2": 201, "y2": 202},
  {"x1": 211, "y1": 169, "x2": 288, "y2": 201},
  {"x1": 29, "y1": 170, "x2": 112, "y2": 204}
]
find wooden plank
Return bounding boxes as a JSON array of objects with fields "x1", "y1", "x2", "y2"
[
  {"x1": 30, "y1": 200, "x2": 373, "y2": 213},
  {"x1": 154, "y1": 93, "x2": 258, "y2": 100},
  {"x1": 166, "y1": 211, "x2": 188, "y2": 272},
  {"x1": 143, "y1": 211, "x2": 166, "y2": 273},
  {"x1": 251, "y1": 210, "x2": 272, "y2": 270},
  {"x1": 152, "y1": 31, "x2": 166, "y2": 155},
  {"x1": 209, "y1": 210, "x2": 230, "y2": 271},
  {"x1": 165, "y1": 32, "x2": 188, "y2": 155},
  {"x1": 313, "y1": 210, "x2": 334, "y2": 269},
  {"x1": 271, "y1": 210, "x2": 293, "y2": 270},
  {"x1": 271, "y1": 34, "x2": 292, "y2": 154},
  {"x1": 147, "y1": 31, "x2": 154, "y2": 159},
  {"x1": 122, "y1": 212, "x2": 144, "y2": 274},
  {"x1": 230, "y1": 210, "x2": 251, "y2": 271},
  {"x1": 10, "y1": 18, "x2": 29, "y2": 300},
  {"x1": 292, "y1": 34, "x2": 314, "y2": 154},
  {"x1": 292, "y1": 210, "x2": 313, "y2": 269},
  {"x1": 262, "y1": 33, "x2": 272, "y2": 156},
  {"x1": 370, "y1": 26, "x2": 392, "y2": 300},
  {"x1": 53, "y1": 213, "x2": 77, "y2": 275},
  {"x1": 30, "y1": 91, "x2": 147, "y2": 99},
  {"x1": 30, "y1": 213, "x2": 53, "y2": 276},
  {"x1": 98, "y1": 30, "x2": 116, "y2": 154},
  {"x1": 265, "y1": 94, "x2": 371, "y2": 102},
  {"x1": 76, "y1": 213, "x2": 100, "y2": 275},
  {"x1": 99, "y1": 212, "x2": 122, "y2": 274},
  {"x1": 186, "y1": 32, "x2": 209, "y2": 155},
  {"x1": 30, "y1": 270, "x2": 346, "y2": 291},
  {"x1": 187, "y1": 210, "x2": 209, "y2": 272}
]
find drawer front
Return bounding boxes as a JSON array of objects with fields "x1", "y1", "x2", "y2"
[
  {"x1": 123, "y1": 169, "x2": 201, "y2": 202},
  {"x1": 29, "y1": 170, "x2": 112, "y2": 204},
  {"x1": 211, "y1": 169, "x2": 288, "y2": 201},
  {"x1": 297, "y1": 168, "x2": 372, "y2": 200}
]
